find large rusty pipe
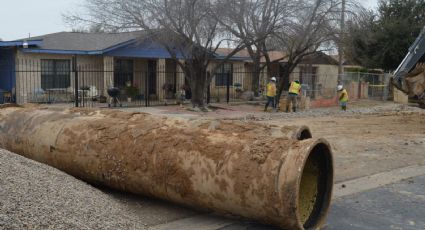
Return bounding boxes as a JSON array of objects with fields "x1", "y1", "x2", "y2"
[
  {"x1": 0, "y1": 107, "x2": 333, "y2": 230},
  {"x1": 280, "y1": 125, "x2": 312, "y2": 140}
]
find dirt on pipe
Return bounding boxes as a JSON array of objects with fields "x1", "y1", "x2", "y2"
[{"x1": 0, "y1": 106, "x2": 334, "y2": 229}]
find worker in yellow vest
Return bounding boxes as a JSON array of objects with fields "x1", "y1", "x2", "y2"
[
  {"x1": 286, "y1": 80, "x2": 301, "y2": 112},
  {"x1": 264, "y1": 77, "x2": 277, "y2": 112},
  {"x1": 337, "y1": 85, "x2": 349, "y2": 111}
]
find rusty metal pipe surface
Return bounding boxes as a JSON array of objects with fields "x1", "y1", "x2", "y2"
[{"x1": 0, "y1": 107, "x2": 333, "y2": 230}]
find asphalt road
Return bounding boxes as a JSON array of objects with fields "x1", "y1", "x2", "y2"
[
  {"x1": 212, "y1": 175, "x2": 425, "y2": 230},
  {"x1": 326, "y1": 175, "x2": 425, "y2": 230}
]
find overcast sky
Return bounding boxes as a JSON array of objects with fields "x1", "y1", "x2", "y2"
[
  {"x1": 0, "y1": 0, "x2": 379, "y2": 41},
  {"x1": 362, "y1": 0, "x2": 379, "y2": 9}
]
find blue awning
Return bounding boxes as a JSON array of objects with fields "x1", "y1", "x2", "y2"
[
  {"x1": 18, "y1": 39, "x2": 180, "y2": 58},
  {"x1": 215, "y1": 55, "x2": 252, "y2": 61},
  {"x1": 22, "y1": 49, "x2": 103, "y2": 55},
  {"x1": 0, "y1": 40, "x2": 43, "y2": 47},
  {"x1": 104, "y1": 40, "x2": 185, "y2": 59}
]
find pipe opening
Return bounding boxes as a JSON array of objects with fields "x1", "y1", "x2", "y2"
[
  {"x1": 298, "y1": 143, "x2": 333, "y2": 229},
  {"x1": 298, "y1": 128, "x2": 312, "y2": 140}
]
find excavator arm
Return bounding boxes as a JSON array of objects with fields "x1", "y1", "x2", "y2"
[
  {"x1": 392, "y1": 27, "x2": 425, "y2": 108},
  {"x1": 394, "y1": 27, "x2": 425, "y2": 84}
]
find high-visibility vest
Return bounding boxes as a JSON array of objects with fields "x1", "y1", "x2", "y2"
[
  {"x1": 266, "y1": 83, "x2": 276, "y2": 97},
  {"x1": 289, "y1": 81, "x2": 301, "y2": 95},
  {"x1": 340, "y1": 89, "x2": 349, "y2": 102}
]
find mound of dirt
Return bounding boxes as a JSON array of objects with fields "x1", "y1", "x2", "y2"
[{"x1": 0, "y1": 149, "x2": 196, "y2": 230}]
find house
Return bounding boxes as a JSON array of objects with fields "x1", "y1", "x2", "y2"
[
  {"x1": 294, "y1": 52, "x2": 339, "y2": 99},
  {"x1": 0, "y1": 31, "x2": 173, "y2": 104},
  {"x1": 210, "y1": 49, "x2": 255, "y2": 101},
  {"x1": 0, "y1": 31, "x2": 339, "y2": 106},
  {"x1": 0, "y1": 31, "x2": 251, "y2": 105},
  {"x1": 215, "y1": 48, "x2": 340, "y2": 99}
]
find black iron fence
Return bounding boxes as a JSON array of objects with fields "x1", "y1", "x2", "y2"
[
  {"x1": 2, "y1": 58, "x2": 386, "y2": 108},
  {"x1": 2, "y1": 58, "x2": 265, "y2": 107},
  {"x1": 12, "y1": 59, "x2": 185, "y2": 108}
]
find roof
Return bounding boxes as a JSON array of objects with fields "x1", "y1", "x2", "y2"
[
  {"x1": 215, "y1": 48, "x2": 288, "y2": 62},
  {"x1": 330, "y1": 54, "x2": 360, "y2": 66},
  {"x1": 0, "y1": 32, "x2": 337, "y2": 64},
  {"x1": 215, "y1": 48, "x2": 251, "y2": 59},
  {"x1": 7, "y1": 31, "x2": 243, "y2": 59},
  {"x1": 261, "y1": 51, "x2": 288, "y2": 63},
  {"x1": 104, "y1": 39, "x2": 185, "y2": 59},
  {"x1": 17, "y1": 31, "x2": 147, "y2": 51},
  {"x1": 301, "y1": 52, "x2": 339, "y2": 65}
]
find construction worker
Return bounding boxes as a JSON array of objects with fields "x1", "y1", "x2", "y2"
[
  {"x1": 338, "y1": 85, "x2": 349, "y2": 111},
  {"x1": 264, "y1": 77, "x2": 277, "y2": 112},
  {"x1": 286, "y1": 80, "x2": 301, "y2": 112}
]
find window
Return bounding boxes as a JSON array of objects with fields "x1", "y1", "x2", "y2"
[
  {"x1": 215, "y1": 63, "x2": 233, "y2": 86},
  {"x1": 114, "y1": 59, "x2": 134, "y2": 88},
  {"x1": 41, "y1": 60, "x2": 70, "y2": 90}
]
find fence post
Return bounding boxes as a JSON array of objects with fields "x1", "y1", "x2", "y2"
[
  {"x1": 73, "y1": 56, "x2": 79, "y2": 108},
  {"x1": 207, "y1": 71, "x2": 211, "y2": 105},
  {"x1": 205, "y1": 84, "x2": 210, "y2": 104},
  {"x1": 357, "y1": 71, "x2": 361, "y2": 99},
  {"x1": 145, "y1": 70, "x2": 149, "y2": 107},
  {"x1": 226, "y1": 70, "x2": 231, "y2": 104}
]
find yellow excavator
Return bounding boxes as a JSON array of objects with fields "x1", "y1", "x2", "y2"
[{"x1": 393, "y1": 27, "x2": 425, "y2": 109}]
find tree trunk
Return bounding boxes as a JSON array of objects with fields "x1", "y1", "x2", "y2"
[
  {"x1": 276, "y1": 63, "x2": 297, "y2": 100},
  {"x1": 188, "y1": 65, "x2": 208, "y2": 109},
  {"x1": 277, "y1": 70, "x2": 288, "y2": 100},
  {"x1": 251, "y1": 58, "x2": 262, "y2": 97}
]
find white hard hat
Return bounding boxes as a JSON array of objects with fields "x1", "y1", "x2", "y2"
[
  {"x1": 337, "y1": 85, "x2": 343, "y2": 91},
  {"x1": 271, "y1": 77, "x2": 277, "y2": 82}
]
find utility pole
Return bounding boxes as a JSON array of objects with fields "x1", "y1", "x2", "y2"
[{"x1": 338, "y1": 0, "x2": 346, "y2": 83}]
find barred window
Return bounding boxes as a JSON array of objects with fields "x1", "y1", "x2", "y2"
[
  {"x1": 41, "y1": 59, "x2": 71, "y2": 90},
  {"x1": 215, "y1": 63, "x2": 233, "y2": 86}
]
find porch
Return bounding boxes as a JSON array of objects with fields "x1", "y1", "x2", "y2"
[{"x1": 13, "y1": 56, "x2": 185, "y2": 107}]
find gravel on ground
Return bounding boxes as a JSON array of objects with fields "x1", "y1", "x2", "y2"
[
  {"x1": 237, "y1": 103, "x2": 425, "y2": 121},
  {"x1": 0, "y1": 149, "x2": 197, "y2": 230}
]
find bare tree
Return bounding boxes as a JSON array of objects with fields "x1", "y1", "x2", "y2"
[
  {"x1": 65, "y1": 0, "x2": 247, "y2": 109},
  {"x1": 213, "y1": 0, "x2": 292, "y2": 96},
  {"x1": 269, "y1": 0, "x2": 342, "y2": 99}
]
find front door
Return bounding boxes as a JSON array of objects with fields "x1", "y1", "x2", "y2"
[{"x1": 114, "y1": 59, "x2": 134, "y2": 89}]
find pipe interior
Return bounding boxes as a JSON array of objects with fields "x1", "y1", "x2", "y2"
[
  {"x1": 298, "y1": 128, "x2": 312, "y2": 140},
  {"x1": 298, "y1": 143, "x2": 333, "y2": 229}
]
